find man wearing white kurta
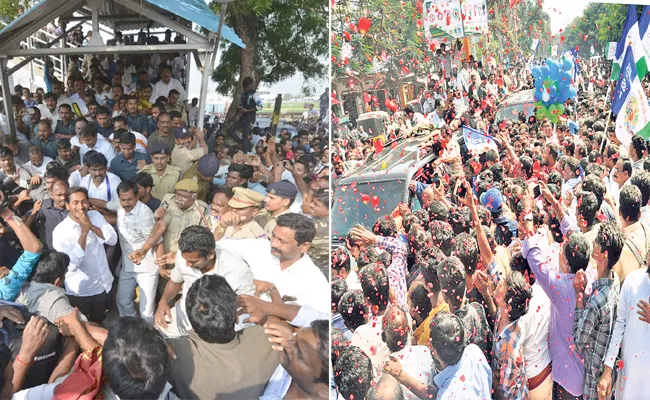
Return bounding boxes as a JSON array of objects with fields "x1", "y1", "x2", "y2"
[
  {"x1": 52, "y1": 188, "x2": 117, "y2": 322},
  {"x1": 219, "y1": 213, "x2": 329, "y2": 314},
  {"x1": 107, "y1": 183, "x2": 159, "y2": 324},
  {"x1": 601, "y1": 268, "x2": 650, "y2": 400}
]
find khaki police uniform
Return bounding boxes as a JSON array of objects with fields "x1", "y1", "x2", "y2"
[
  {"x1": 261, "y1": 208, "x2": 291, "y2": 237},
  {"x1": 161, "y1": 193, "x2": 210, "y2": 253},
  {"x1": 308, "y1": 217, "x2": 329, "y2": 275},
  {"x1": 140, "y1": 163, "x2": 182, "y2": 201},
  {"x1": 219, "y1": 188, "x2": 267, "y2": 240},
  {"x1": 171, "y1": 145, "x2": 204, "y2": 176}
]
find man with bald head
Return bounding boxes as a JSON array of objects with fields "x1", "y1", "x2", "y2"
[
  {"x1": 28, "y1": 179, "x2": 69, "y2": 250},
  {"x1": 367, "y1": 374, "x2": 405, "y2": 400},
  {"x1": 382, "y1": 305, "x2": 433, "y2": 399}
]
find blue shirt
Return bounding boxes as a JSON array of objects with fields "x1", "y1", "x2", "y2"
[
  {"x1": 434, "y1": 344, "x2": 492, "y2": 400},
  {"x1": 126, "y1": 114, "x2": 150, "y2": 135},
  {"x1": 1, "y1": 250, "x2": 41, "y2": 301},
  {"x1": 31, "y1": 137, "x2": 58, "y2": 159},
  {"x1": 109, "y1": 152, "x2": 151, "y2": 181}
]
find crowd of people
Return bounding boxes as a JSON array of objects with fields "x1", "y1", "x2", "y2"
[
  {"x1": 0, "y1": 39, "x2": 331, "y2": 399},
  {"x1": 331, "y1": 57, "x2": 650, "y2": 400}
]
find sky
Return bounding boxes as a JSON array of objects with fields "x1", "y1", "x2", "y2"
[{"x1": 543, "y1": 0, "x2": 589, "y2": 34}]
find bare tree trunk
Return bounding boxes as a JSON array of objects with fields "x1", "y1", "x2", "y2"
[{"x1": 224, "y1": 10, "x2": 258, "y2": 128}]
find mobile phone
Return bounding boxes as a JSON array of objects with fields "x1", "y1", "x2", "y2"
[
  {"x1": 160, "y1": 201, "x2": 169, "y2": 209},
  {"x1": 457, "y1": 182, "x2": 468, "y2": 198},
  {"x1": 533, "y1": 184, "x2": 542, "y2": 199}
]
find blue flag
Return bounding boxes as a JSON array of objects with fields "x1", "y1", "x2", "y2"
[
  {"x1": 639, "y1": 5, "x2": 650, "y2": 38},
  {"x1": 462, "y1": 125, "x2": 497, "y2": 153},
  {"x1": 612, "y1": 47, "x2": 637, "y2": 116}
]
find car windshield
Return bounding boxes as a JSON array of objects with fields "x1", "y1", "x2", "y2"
[
  {"x1": 495, "y1": 101, "x2": 535, "y2": 122},
  {"x1": 332, "y1": 179, "x2": 406, "y2": 240}
]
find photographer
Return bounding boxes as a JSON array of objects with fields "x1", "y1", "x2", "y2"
[{"x1": 0, "y1": 194, "x2": 44, "y2": 301}]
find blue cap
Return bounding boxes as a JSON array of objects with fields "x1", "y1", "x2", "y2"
[
  {"x1": 172, "y1": 126, "x2": 192, "y2": 139},
  {"x1": 479, "y1": 187, "x2": 504, "y2": 213},
  {"x1": 267, "y1": 180, "x2": 298, "y2": 199}
]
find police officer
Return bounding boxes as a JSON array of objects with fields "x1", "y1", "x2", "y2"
[
  {"x1": 213, "y1": 187, "x2": 267, "y2": 241},
  {"x1": 256, "y1": 180, "x2": 298, "y2": 237},
  {"x1": 183, "y1": 153, "x2": 218, "y2": 203},
  {"x1": 139, "y1": 143, "x2": 181, "y2": 201},
  {"x1": 170, "y1": 126, "x2": 207, "y2": 175}
]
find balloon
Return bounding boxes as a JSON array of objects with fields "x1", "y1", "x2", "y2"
[
  {"x1": 548, "y1": 104, "x2": 557, "y2": 116},
  {"x1": 536, "y1": 107, "x2": 545, "y2": 119},
  {"x1": 563, "y1": 71, "x2": 572, "y2": 82},
  {"x1": 546, "y1": 58, "x2": 553, "y2": 66},
  {"x1": 535, "y1": 79, "x2": 543, "y2": 90},
  {"x1": 549, "y1": 61, "x2": 559, "y2": 76},
  {"x1": 532, "y1": 66, "x2": 542, "y2": 79},
  {"x1": 564, "y1": 59, "x2": 574, "y2": 71},
  {"x1": 541, "y1": 65, "x2": 550, "y2": 78},
  {"x1": 550, "y1": 113, "x2": 559, "y2": 124},
  {"x1": 557, "y1": 104, "x2": 565, "y2": 115},
  {"x1": 542, "y1": 91, "x2": 550, "y2": 102},
  {"x1": 370, "y1": 195, "x2": 380, "y2": 208},
  {"x1": 550, "y1": 86, "x2": 557, "y2": 98},
  {"x1": 534, "y1": 91, "x2": 542, "y2": 102},
  {"x1": 361, "y1": 193, "x2": 370, "y2": 204},
  {"x1": 569, "y1": 87, "x2": 577, "y2": 98}
]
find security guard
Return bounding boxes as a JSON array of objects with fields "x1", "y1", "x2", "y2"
[
  {"x1": 213, "y1": 187, "x2": 267, "y2": 241},
  {"x1": 256, "y1": 180, "x2": 298, "y2": 237},
  {"x1": 306, "y1": 188, "x2": 329, "y2": 274},
  {"x1": 139, "y1": 143, "x2": 182, "y2": 201}
]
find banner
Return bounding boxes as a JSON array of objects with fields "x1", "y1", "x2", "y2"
[
  {"x1": 461, "y1": 0, "x2": 488, "y2": 35},
  {"x1": 613, "y1": 47, "x2": 650, "y2": 145},
  {"x1": 606, "y1": 42, "x2": 617, "y2": 60},
  {"x1": 423, "y1": 0, "x2": 464, "y2": 40},
  {"x1": 462, "y1": 125, "x2": 498, "y2": 153}
]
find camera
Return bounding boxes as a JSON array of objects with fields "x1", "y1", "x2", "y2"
[{"x1": 0, "y1": 171, "x2": 26, "y2": 213}]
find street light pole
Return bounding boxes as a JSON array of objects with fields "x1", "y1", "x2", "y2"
[{"x1": 197, "y1": 0, "x2": 231, "y2": 131}]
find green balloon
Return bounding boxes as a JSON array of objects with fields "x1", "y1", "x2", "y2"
[
  {"x1": 537, "y1": 105, "x2": 547, "y2": 119},
  {"x1": 557, "y1": 104, "x2": 565, "y2": 115},
  {"x1": 550, "y1": 113, "x2": 559, "y2": 124}
]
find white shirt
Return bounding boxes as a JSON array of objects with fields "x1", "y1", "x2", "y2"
[
  {"x1": 70, "y1": 134, "x2": 81, "y2": 149},
  {"x1": 169, "y1": 246, "x2": 255, "y2": 332},
  {"x1": 391, "y1": 345, "x2": 434, "y2": 400},
  {"x1": 79, "y1": 136, "x2": 116, "y2": 165},
  {"x1": 281, "y1": 170, "x2": 304, "y2": 213},
  {"x1": 519, "y1": 282, "x2": 552, "y2": 378},
  {"x1": 78, "y1": 172, "x2": 121, "y2": 202},
  {"x1": 37, "y1": 104, "x2": 59, "y2": 127},
  {"x1": 219, "y1": 239, "x2": 329, "y2": 313},
  {"x1": 108, "y1": 200, "x2": 157, "y2": 273},
  {"x1": 95, "y1": 91, "x2": 112, "y2": 106},
  {"x1": 351, "y1": 315, "x2": 389, "y2": 375},
  {"x1": 25, "y1": 156, "x2": 54, "y2": 176},
  {"x1": 604, "y1": 268, "x2": 650, "y2": 400},
  {"x1": 427, "y1": 111, "x2": 444, "y2": 128},
  {"x1": 108, "y1": 130, "x2": 148, "y2": 154},
  {"x1": 150, "y1": 78, "x2": 187, "y2": 103},
  {"x1": 52, "y1": 211, "x2": 117, "y2": 296},
  {"x1": 641, "y1": 205, "x2": 650, "y2": 226},
  {"x1": 345, "y1": 270, "x2": 361, "y2": 291}
]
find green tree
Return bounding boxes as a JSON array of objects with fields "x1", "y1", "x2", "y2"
[
  {"x1": 0, "y1": 0, "x2": 32, "y2": 22},
  {"x1": 331, "y1": 0, "x2": 426, "y2": 106},
  {"x1": 209, "y1": 0, "x2": 327, "y2": 125}
]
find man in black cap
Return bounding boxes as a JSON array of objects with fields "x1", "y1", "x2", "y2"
[
  {"x1": 183, "y1": 153, "x2": 219, "y2": 202},
  {"x1": 257, "y1": 180, "x2": 298, "y2": 237},
  {"x1": 170, "y1": 126, "x2": 207, "y2": 175},
  {"x1": 139, "y1": 142, "x2": 182, "y2": 201}
]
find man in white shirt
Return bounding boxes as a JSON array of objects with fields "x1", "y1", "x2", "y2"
[
  {"x1": 24, "y1": 146, "x2": 53, "y2": 176},
  {"x1": 149, "y1": 225, "x2": 255, "y2": 338},
  {"x1": 383, "y1": 306, "x2": 433, "y2": 400},
  {"x1": 69, "y1": 75, "x2": 89, "y2": 117},
  {"x1": 599, "y1": 267, "x2": 650, "y2": 400},
  {"x1": 37, "y1": 93, "x2": 60, "y2": 128},
  {"x1": 150, "y1": 64, "x2": 187, "y2": 103},
  {"x1": 219, "y1": 213, "x2": 329, "y2": 314},
  {"x1": 52, "y1": 187, "x2": 117, "y2": 322},
  {"x1": 78, "y1": 123, "x2": 116, "y2": 165},
  {"x1": 108, "y1": 181, "x2": 159, "y2": 324},
  {"x1": 77, "y1": 151, "x2": 121, "y2": 214}
]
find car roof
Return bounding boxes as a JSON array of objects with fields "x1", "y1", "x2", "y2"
[
  {"x1": 499, "y1": 89, "x2": 534, "y2": 106},
  {"x1": 337, "y1": 137, "x2": 435, "y2": 185}
]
